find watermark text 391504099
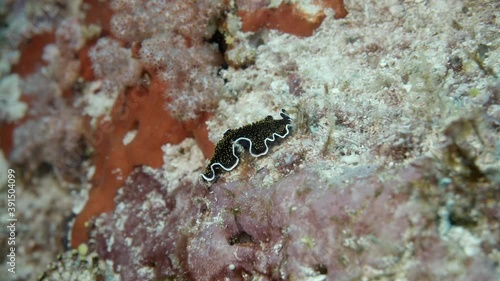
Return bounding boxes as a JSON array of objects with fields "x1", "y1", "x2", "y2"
[{"x1": 6, "y1": 169, "x2": 17, "y2": 274}]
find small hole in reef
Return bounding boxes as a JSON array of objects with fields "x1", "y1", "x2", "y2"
[
  {"x1": 315, "y1": 264, "x2": 328, "y2": 275},
  {"x1": 207, "y1": 29, "x2": 229, "y2": 74},
  {"x1": 207, "y1": 29, "x2": 227, "y2": 55},
  {"x1": 228, "y1": 231, "x2": 254, "y2": 245}
]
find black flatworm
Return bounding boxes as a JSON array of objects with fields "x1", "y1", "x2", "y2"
[{"x1": 201, "y1": 109, "x2": 292, "y2": 183}]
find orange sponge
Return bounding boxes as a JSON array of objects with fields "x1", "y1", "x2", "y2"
[
  {"x1": 238, "y1": 0, "x2": 347, "y2": 37},
  {"x1": 71, "y1": 76, "x2": 214, "y2": 247}
]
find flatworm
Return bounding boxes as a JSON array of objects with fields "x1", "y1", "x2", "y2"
[{"x1": 200, "y1": 109, "x2": 292, "y2": 183}]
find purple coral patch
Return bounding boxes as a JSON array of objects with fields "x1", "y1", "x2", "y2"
[
  {"x1": 92, "y1": 157, "x2": 498, "y2": 280},
  {"x1": 93, "y1": 171, "x2": 209, "y2": 280}
]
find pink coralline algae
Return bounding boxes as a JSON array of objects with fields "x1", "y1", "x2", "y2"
[
  {"x1": 88, "y1": 37, "x2": 141, "y2": 94},
  {"x1": 92, "y1": 154, "x2": 499, "y2": 280},
  {"x1": 93, "y1": 171, "x2": 210, "y2": 280},
  {"x1": 109, "y1": 0, "x2": 227, "y2": 120}
]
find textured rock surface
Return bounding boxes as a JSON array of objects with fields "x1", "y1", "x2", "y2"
[
  {"x1": 93, "y1": 136, "x2": 499, "y2": 280},
  {"x1": 1, "y1": 0, "x2": 499, "y2": 280}
]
